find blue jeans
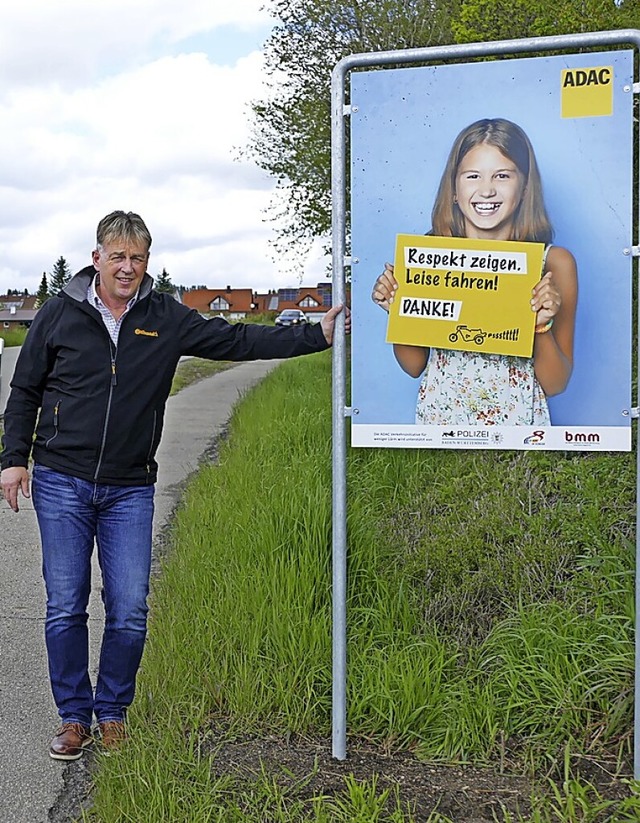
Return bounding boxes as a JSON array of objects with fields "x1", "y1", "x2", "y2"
[{"x1": 32, "y1": 464, "x2": 154, "y2": 726}]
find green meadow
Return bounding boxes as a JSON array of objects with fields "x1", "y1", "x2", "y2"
[{"x1": 86, "y1": 351, "x2": 640, "y2": 821}]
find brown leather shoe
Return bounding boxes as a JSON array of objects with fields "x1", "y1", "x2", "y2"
[
  {"x1": 99, "y1": 720, "x2": 127, "y2": 750},
  {"x1": 49, "y1": 722, "x2": 93, "y2": 760}
]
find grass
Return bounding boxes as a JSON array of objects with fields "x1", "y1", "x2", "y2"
[
  {"x1": 169, "y1": 357, "x2": 235, "y2": 395},
  {"x1": 0, "y1": 327, "x2": 28, "y2": 347},
  {"x1": 86, "y1": 351, "x2": 640, "y2": 821}
]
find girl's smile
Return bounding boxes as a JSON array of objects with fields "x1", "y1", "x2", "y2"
[{"x1": 454, "y1": 143, "x2": 525, "y2": 240}]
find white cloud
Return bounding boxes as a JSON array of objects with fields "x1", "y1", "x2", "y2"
[
  {"x1": 0, "y1": 1, "x2": 272, "y2": 90},
  {"x1": 0, "y1": 1, "x2": 330, "y2": 297}
]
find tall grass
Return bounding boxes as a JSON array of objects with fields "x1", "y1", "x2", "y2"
[
  {"x1": 0, "y1": 327, "x2": 28, "y2": 347},
  {"x1": 88, "y1": 351, "x2": 639, "y2": 821}
]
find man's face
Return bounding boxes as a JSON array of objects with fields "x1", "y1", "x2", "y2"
[{"x1": 92, "y1": 239, "x2": 149, "y2": 308}]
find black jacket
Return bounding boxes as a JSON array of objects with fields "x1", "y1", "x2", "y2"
[{"x1": 1, "y1": 267, "x2": 330, "y2": 485}]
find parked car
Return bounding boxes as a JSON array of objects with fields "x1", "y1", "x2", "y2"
[{"x1": 275, "y1": 309, "x2": 308, "y2": 327}]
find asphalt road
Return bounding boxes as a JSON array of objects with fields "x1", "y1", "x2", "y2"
[{"x1": 0, "y1": 354, "x2": 281, "y2": 823}]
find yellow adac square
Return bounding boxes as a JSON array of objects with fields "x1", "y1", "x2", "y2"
[
  {"x1": 561, "y1": 66, "x2": 613, "y2": 118},
  {"x1": 387, "y1": 235, "x2": 545, "y2": 358}
]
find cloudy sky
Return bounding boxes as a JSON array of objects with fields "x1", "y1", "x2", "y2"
[{"x1": 0, "y1": 0, "x2": 328, "y2": 296}]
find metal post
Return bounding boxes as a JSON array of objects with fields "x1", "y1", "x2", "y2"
[{"x1": 330, "y1": 59, "x2": 348, "y2": 761}]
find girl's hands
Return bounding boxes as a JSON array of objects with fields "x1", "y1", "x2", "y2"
[
  {"x1": 371, "y1": 263, "x2": 398, "y2": 313},
  {"x1": 531, "y1": 272, "x2": 562, "y2": 326}
]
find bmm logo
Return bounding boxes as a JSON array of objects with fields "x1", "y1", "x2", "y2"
[{"x1": 565, "y1": 431, "x2": 600, "y2": 444}]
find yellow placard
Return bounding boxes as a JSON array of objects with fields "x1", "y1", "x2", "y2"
[
  {"x1": 561, "y1": 66, "x2": 613, "y2": 118},
  {"x1": 387, "y1": 235, "x2": 545, "y2": 357}
]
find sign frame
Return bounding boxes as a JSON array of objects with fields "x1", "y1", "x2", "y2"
[{"x1": 330, "y1": 29, "x2": 640, "y2": 773}]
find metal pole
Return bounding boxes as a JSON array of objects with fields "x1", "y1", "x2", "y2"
[
  {"x1": 634, "y1": 74, "x2": 640, "y2": 784},
  {"x1": 330, "y1": 29, "x2": 640, "y2": 765},
  {"x1": 330, "y1": 59, "x2": 348, "y2": 761}
]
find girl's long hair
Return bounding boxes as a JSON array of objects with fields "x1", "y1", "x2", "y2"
[{"x1": 431, "y1": 118, "x2": 553, "y2": 244}]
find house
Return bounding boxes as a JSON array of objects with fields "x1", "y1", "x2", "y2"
[
  {"x1": 0, "y1": 306, "x2": 37, "y2": 330},
  {"x1": 0, "y1": 293, "x2": 37, "y2": 311},
  {"x1": 271, "y1": 286, "x2": 331, "y2": 323},
  {"x1": 252, "y1": 283, "x2": 335, "y2": 324},
  {"x1": 181, "y1": 286, "x2": 256, "y2": 321},
  {"x1": 180, "y1": 282, "x2": 339, "y2": 324}
]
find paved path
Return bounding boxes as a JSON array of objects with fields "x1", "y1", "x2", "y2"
[
  {"x1": 0, "y1": 360, "x2": 281, "y2": 823},
  {"x1": 0, "y1": 345, "x2": 21, "y2": 414}
]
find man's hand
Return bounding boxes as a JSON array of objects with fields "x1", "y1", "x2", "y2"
[
  {"x1": 320, "y1": 304, "x2": 352, "y2": 345},
  {"x1": 1, "y1": 467, "x2": 30, "y2": 512}
]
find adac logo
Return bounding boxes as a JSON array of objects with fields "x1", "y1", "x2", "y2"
[
  {"x1": 135, "y1": 328, "x2": 159, "y2": 338},
  {"x1": 523, "y1": 429, "x2": 545, "y2": 446},
  {"x1": 561, "y1": 66, "x2": 613, "y2": 119}
]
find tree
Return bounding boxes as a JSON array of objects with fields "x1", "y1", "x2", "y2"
[
  {"x1": 248, "y1": 0, "x2": 458, "y2": 259},
  {"x1": 249, "y1": 0, "x2": 636, "y2": 262},
  {"x1": 452, "y1": 0, "x2": 636, "y2": 43},
  {"x1": 35, "y1": 272, "x2": 50, "y2": 308},
  {"x1": 155, "y1": 267, "x2": 175, "y2": 294},
  {"x1": 49, "y1": 256, "x2": 71, "y2": 294}
]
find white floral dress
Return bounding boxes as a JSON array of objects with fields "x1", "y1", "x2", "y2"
[{"x1": 415, "y1": 349, "x2": 550, "y2": 426}]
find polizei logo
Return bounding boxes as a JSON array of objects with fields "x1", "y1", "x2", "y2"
[{"x1": 441, "y1": 429, "x2": 490, "y2": 445}]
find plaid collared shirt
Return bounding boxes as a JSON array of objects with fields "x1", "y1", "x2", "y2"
[{"x1": 88, "y1": 274, "x2": 139, "y2": 345}]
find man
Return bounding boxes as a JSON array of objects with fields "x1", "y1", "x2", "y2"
[{"x1": 0, "y1": 211, "x2": 349, "y2": 760}]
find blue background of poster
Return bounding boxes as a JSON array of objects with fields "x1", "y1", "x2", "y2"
[{"x1": 350, "y1": 51, "x2": 633, "y2": 429}]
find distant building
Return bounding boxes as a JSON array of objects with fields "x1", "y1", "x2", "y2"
[
  {"x1": 0, "y1": 293, "x2": 37, "y2": 330},
  {"x1": 0, "y1": 307, "x2": 37, "y2": 330},
  {"x1": 180, "y1": 283, "x2": 337, "y2": 324},
  {"x1": 181, "y1": 286, "x2": 256, "y2": 321}
]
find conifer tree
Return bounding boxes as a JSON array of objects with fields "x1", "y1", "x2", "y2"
[
  {"x1": 49, "y1": 256, "x2": 71, "y2": 294},
  {"x1": 155, "y1": 267, "x2": 175, "y2": 294},
  {"x1": 35, "y1": 272, "x2": 50, "y2": 308}
]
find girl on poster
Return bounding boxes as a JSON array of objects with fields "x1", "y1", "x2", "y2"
[{"x1": 372, "y1": 118, "x2": 578, "y2": 426}]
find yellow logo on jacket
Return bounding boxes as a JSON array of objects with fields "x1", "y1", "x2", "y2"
[{"x1": 135, "y1": 328, "x2": 159, "y2": 337}]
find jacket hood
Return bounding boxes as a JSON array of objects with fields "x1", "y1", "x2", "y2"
[{"x1": 62, "y1": 265, "x2": 154, "y2": 302}]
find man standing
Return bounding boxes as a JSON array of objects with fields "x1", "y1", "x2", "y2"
[{"x1": 0, "y1": 211, "x2": 348, "y2": 760}]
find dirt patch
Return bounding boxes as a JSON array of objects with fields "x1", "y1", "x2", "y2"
[
  {"x1": 207, "y1": 732, "x2": 534, "y2": 821},
  {"x1": 204, "y1": 729, "x2": 634, "y2": 820}
]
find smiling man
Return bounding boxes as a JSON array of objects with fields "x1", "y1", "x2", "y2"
[{"x1": 0, "y1": 211, "x2": 350, "y2": 760}]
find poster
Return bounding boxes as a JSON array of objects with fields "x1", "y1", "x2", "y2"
[
  {"x1": 389, "y1": 235, "x2": 544, "y2": 357},
  {"x1": 350, "y1": 50, "x2": 634, "y2": 451}
]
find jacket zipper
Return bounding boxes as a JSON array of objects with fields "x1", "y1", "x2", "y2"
[
  {"x1": 45, "y1": 400, "x2": 61, "y2": 448},
  {"x1": 94, "y1": 345, "x2": 117, "y2": 481},
  {"x1": 146, "y1": 411, "x2": 157, "y2": 482}
]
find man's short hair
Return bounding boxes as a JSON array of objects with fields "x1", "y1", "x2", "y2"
[{"x1": 96, "y1": 211, "x2": 152, "y2": 251}]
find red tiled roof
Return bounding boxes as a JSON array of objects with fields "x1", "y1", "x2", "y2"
[
  {"x1": 181, "y1": 284, "x2": 341, "y2": 315},
  {"x1": 182, "y1": 288, "x2": 255, "y2": 313},
  {"x1": 277, "y1": 288, "x2": 327, "y2": 314}
]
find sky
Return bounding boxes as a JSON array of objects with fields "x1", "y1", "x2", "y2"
[{"x1": 0, "y1": 0, "x2": 328, "y2": 296}]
